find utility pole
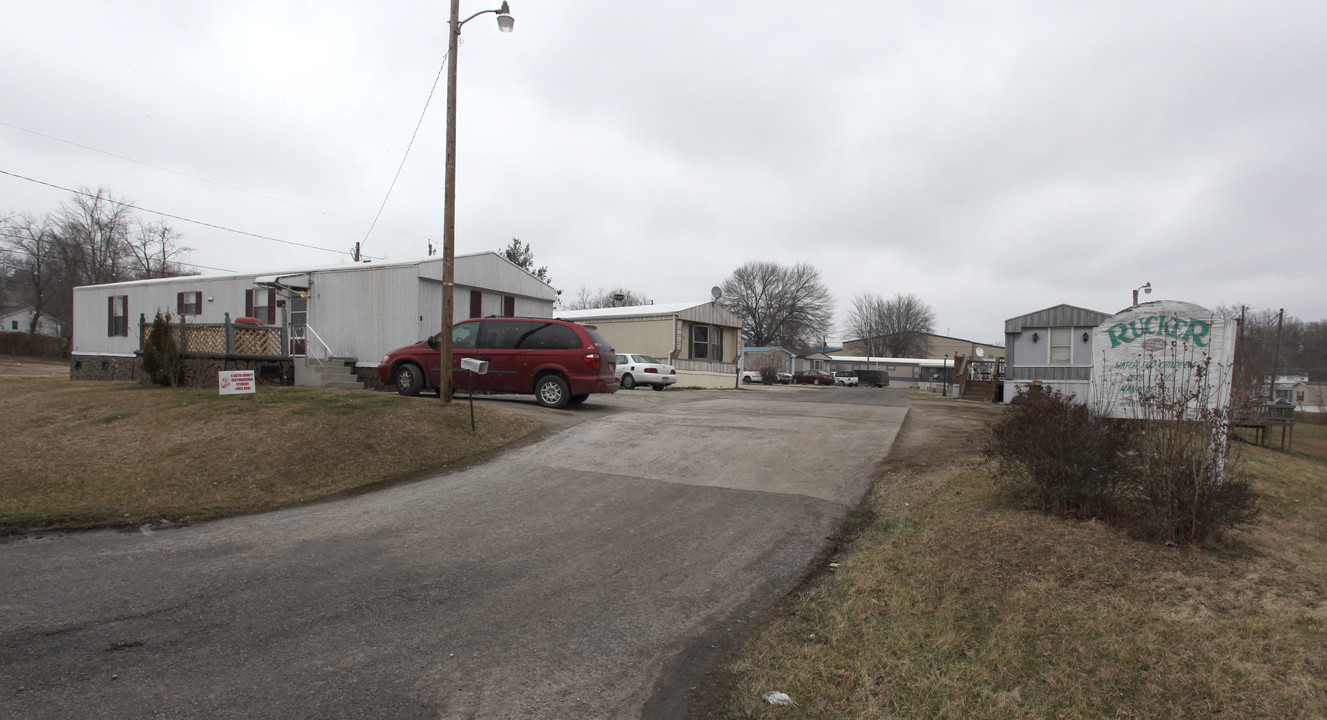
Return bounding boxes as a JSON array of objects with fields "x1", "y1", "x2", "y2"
[
  {"x1": 1268, "y1": 308, "x2": 1284, "y2": 400},
  {"x1": 1237, "y1": 305, "x2": 1247, "y2": 399},
  {"x1": 438, "y1": 0, "x2": 463, "y2": 403}
]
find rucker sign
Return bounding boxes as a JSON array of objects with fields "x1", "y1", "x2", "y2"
[{"x1": 1091, "y1": 300, "x2": 1236, "y2": 419}]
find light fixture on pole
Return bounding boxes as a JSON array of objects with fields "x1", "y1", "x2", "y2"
[
  {"x1": 1131, "y1": 282, "x2": 1152, "y2": 307},
  {"x1": 439, "y1": 0, "x2": 514, "y2": 403}
]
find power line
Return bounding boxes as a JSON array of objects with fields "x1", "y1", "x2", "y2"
[
  {"x1": 356, "y1": 51, "x2": 450, "y2": 259},
  {"x1": 0, "y1": 230, "x2": 236, "y2": 274},
  {"x1": 0, "y1": 119, "x2": 432, "y2": 242},
  {"x1": 0, "y1": 169, "x2": 367, "y2": 258}
]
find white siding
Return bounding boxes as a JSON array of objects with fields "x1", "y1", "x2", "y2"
[
  {"x1": 71, "y1": 252, "x2": 557, "y2": 365},
  {"x1": 72, "y1": 274, "x2": 265, "y2": 356},
  {"x1": 306, "y1": 264, "x2": 422, "y2": 362}
]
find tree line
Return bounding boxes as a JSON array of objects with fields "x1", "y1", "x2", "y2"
[
  {"x1": 1220, "y1": 306, "x2": 1327, "y2": 396},
  {"x1": 523, "y1": 249, "x2": 935, "y2": 354},
  {"x1": 1, "y1": 187, "x2": 192, "y2": 337}
]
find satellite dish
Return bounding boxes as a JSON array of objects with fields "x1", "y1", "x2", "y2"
[
  {"x1": 976, "y1": 347, "x2": 985, "y2": 357},
  {"x1": 711, "y1": 286, "x2": 723, "y2": 301}
]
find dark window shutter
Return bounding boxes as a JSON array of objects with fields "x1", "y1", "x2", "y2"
[
  {"x1": 176, "y1": 292, "x2": 183, "y2": 315},
  {"x1": 470, "y1": 290, "x2": 483, "y2": 318},
  {"x1": 503, "y1": 296, "x2": 516, "y2": 317},
  {"x1": 267, "y1": 289, "x2": 277, "y2": 324},
  {"x1": 108, "y1": 296, "x2": 114, "y2": 336},
  {"x1": 245, "y1": 289, "x2": 254, "y2": 318}
]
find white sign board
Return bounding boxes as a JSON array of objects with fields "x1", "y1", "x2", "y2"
[
  {"x1": 219, "y1": 370, "x2": 257, "y2": 395},
  {"x1": 1091, "y1": 300, "x2": 1236, "y2": 419}
]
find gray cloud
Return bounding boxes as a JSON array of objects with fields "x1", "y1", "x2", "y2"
[{"x1": 4, "y1": 0, "x2": 1324, "y2": 344}]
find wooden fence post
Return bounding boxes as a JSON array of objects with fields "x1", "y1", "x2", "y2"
[{"x1": 224, "y1": 312, "x2": 234, "y2": 355}]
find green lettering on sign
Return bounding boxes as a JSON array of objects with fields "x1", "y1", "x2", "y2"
[{"x1": 1107, "y1": 315, "x2": 1210, "y2": 348}]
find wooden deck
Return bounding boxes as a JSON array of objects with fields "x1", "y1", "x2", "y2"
[{"x1": 1231, "y1": 402, "x2": 1295, "y2": 451}]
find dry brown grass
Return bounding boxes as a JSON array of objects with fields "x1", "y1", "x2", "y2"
[
  {"x1": 717, "y1": 400, "x2": 1327, "y2": 719},
  {"x1": 1, "y1": 376, "x2": 538, "y2": 533}
]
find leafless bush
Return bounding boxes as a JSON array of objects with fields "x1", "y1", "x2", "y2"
[
  {"x1": 989, "y1": 353, "x2": 1260, "y2": 545},
  {"x1": 1119, "y1": 357, "x2": 1259, "y2": 543},
  {"x1": 985, "y1": 387, "x2": 1134, "y2": 518},
  {"x1": 750, "y1": 351, "x2": 785, "y2": 384}
]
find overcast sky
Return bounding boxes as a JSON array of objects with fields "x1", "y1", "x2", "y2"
[{"x1": 5, "y1": 1, "x2": 1325, "y2": 344}]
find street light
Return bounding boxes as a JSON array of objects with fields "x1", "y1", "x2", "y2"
[
  {"x1": 439, "y1": 0, "x2": 514, "y2": 403},
  {"x1": 1131, "y1": 281, "x2": 1152, "y2": 308}
]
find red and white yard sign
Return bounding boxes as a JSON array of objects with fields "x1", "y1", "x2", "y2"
[{"x1": 219, "y1": 370, "x2": 256, "y2": 395}]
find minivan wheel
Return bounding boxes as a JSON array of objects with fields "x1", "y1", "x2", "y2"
[
  {"x1": 535, "y1": 374, "x2": 570, "y2": 408},
  {"x1": 394, "y1": 364, "x2": 423, "y2": 396},
  {"x1": 621, "y1": 374, "x2": 636, "y2": 390},
  {"x1": 569, "y1": 394, "x2": 589, "y2": 405}
]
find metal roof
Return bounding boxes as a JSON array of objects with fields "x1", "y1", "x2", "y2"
[{"x1": 1004, "y1": 303, "x2": 1111, "y2": 333}]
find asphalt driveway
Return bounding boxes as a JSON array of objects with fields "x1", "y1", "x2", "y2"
[{"x1": 0, "y1": 385, "x2": 906, "y2": 719}]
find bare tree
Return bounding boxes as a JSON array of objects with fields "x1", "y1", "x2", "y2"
[
  {"x1": 563, "y1": 286, "x2": 651, "y2": 311},
  {"x1": 1, "y1": 188, "x2": 191, "y2": 338},
  {"x1": 128, "y1": 221, "x2": 194, "y2": 279},
  {"x1": 53, "y1": 187, "x2": 137, "y2": 287},
  {"x1": 845, "y1": 291, "x2": 935, "y2": 357},
  {"x1": 720, "y1": 261, "x2": 834, "y2": 350},
  {"x1": 845, "y1": 293, "x2": 888, "y2": 356},
  {"x1": 0, "y1": 213, "x2": 62, "y2": 333}
]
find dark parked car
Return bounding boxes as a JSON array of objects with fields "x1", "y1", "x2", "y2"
[
  {"x1": 792, "y1": 369, "x2": 835, "y2": 385},
  {"x1": 856, "y1": 369, "x2": 891, "y2": 388},
  {"x1": 376, "y1": 317, "x2": 619, "y2": 408}
]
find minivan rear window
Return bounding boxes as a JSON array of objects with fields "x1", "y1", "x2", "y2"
[{"x1": 583, "y1": 327, "x2": 614, "y2": 353}]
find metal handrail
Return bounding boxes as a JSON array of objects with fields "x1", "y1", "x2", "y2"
[{"x1": 299, "y1": 324, "x2": 335, "y2": 370}]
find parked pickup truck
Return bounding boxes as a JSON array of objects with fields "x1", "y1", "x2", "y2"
[
  {"x1": 857, "y1": 369, "x2": 890, "y2": 388},
  {"x1": 833, "y1": 371, "x2": 859, "y2": 387}
]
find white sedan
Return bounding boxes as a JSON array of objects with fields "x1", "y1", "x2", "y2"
[{"x1": 615, "y1": 353, "x2": 677, "y2": 390}]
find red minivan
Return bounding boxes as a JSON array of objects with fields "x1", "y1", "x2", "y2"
[{"x1": 376, "y1": 317, "x2": 618, "y2": 408}]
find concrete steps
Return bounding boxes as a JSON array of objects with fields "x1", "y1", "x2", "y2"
[{"x1": 297, "y1": 357, "x2": 364, "y2": 390}]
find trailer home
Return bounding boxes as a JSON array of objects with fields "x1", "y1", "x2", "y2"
[{"x1": 70, "y1": 252, "x2": 558, "y2": 387}]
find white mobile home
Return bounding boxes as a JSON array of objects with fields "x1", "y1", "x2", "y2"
[
  {"x1": 1, "y1": 305, "x2": 63, "y2": 337},
  {"x1": 71, "y1": 252, "x2": 557, "y2": 385}
]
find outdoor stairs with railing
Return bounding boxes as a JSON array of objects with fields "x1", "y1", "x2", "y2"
[
  {"x1": 961, "y1": 379, "x2": 999, "y2": 403},
  {"x1": 302, "y1": 357, "x2": 364, "y2": 390}
]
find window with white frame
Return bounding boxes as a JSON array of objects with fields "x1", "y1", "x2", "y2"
[
  {"x1": 107, "y1": 295, "x2": 129, "y2": 336},
  {"x1": 1050, "y1": 327, "x2": 1071, "y2": 364},
  {"x1": 177, "y1": 291, "x2": 202, "y2": 316},
  {"x1": 246, "y1": 288, "x2": 276, "y2": 324}
]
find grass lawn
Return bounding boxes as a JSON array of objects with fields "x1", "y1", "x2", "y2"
[
  {"x1": 717, "y1": 399, "x2": 1327, "y2": 719},
  {"x1": 1, "y1": 375, "x2": 538, "y2": 533}
]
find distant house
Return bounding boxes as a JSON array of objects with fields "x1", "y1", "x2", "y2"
[
  {"x1": 1271, "y1": 374, "x2": 1309, "y2": 404},
  {"x1": 0, "y1": 306, "x2": 63, "y2": 337},
  {"x1": 822, "y1": 355, "x2": 951, "y2": 387},
  {"x1": 743, "y1": 346, "x2": 797, "y2": 377},
  {"x1": 1003, "y1": 303, "x2": 1112, "y2": 403},
  {"x1": 70, "y1": 252, "x2": 557, "y2": 385},
  {"x1": 839, "y1": 332, "x2": 1004, "y2": 361},
  {"x1": 555, "y1": 301, "x2": 743, "y2": 388},
  {"x1": 1293, "y1": 381, "x2": 1326, "y2": 413}
]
